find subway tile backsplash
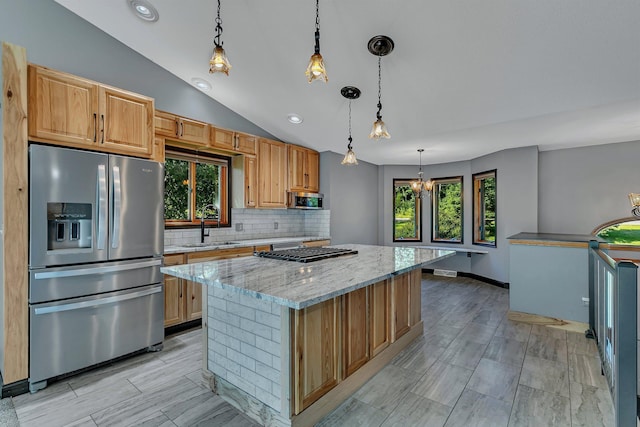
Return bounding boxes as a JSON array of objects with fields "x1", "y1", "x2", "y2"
[{"x1": 164, "y1": 208, "x2": 330, "y2": 247}]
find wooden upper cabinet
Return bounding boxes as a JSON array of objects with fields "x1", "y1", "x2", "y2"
[
  {"x1": 258, "y1": 138, "x2": 287, "y2": 208},
  {"x1": 235, "y1": 133, "x2": 257, "y2": 155},
  {"x1": 28, "y1": 65, "x2": 99, "y2": 146},
  {"x1": 100, "y1": 85, "x2": 153, "y2": 156},
  {"x1": 28, "y1": 64, "x2": 154, "y2": 157},
  {"x1": 244, "y1": 155, "x2": 258, "y2": 208},
  {"x1": 155, "y1": 110, "x2": 208, "y2": 146},
  {"x1": 210, "y1": 127, "x2": 257, "y2": 155},
  {"x1": 288, "y1": 145, "x2": 320, "y2": 193}
]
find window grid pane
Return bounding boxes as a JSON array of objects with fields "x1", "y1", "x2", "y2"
[
  {"x1": 432, "y1": 177, "x2": 463, "y2": 243},
  {"x1": 164, "y1": 158, "x2": 190, "y2": 221},
  {"x1": 393, "y1": 180, "x2": 421, "y2": 241},
  {"x1": 473, "y1": 170, "x2": 496, "y2": 246}
]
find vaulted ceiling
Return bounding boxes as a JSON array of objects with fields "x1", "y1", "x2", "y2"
[{"x1": 55, "y1": 0, "x2": 640, "y2": 165}]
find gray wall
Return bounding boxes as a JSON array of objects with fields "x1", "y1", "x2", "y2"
[
  {"x1": 0, "y1": 0, "x2": 274, "y2": 138},
  {"x1": 0, "y1": 43, "x2": 4, "y2": 372},
  {"x1": 320, "y1": 151, "x2": 378, "y2": 245},
  {"x1": 539, "y1": 140, "x2": 640, "y2": 234}
]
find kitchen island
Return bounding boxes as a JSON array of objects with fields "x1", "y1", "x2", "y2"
[{"x1": 161, "y1": 244, "x2": 454, "y2": 426}]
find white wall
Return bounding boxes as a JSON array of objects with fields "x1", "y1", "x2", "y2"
[
  {"x1": 320, "y1": 151, "x2": 379, "y2": 245},
  {"x1": 539, "y1": 140, "x2": 640, "y2": 234}
]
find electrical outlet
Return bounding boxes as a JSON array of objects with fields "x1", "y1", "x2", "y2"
[
  {"x1": 235, "y1": 223, "x2": 243, "y2": 232},
  {"x1": 274, "y1": 221, "x2": 279, "y2": 230},
  {"x1": 581, "y1": 297, "x2": 589, "y2": 306}
]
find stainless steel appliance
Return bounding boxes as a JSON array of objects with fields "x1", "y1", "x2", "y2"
[
  {"x1": 28, "y1": 144, "x2": 164, "y2": 392},
  {"x1": 254, "y1": 247, "x2": 357, "y2": 263},
  {"x1": 287, "y1": 192, "x2": 323, "y2": 209}
]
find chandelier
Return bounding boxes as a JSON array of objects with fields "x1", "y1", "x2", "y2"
[{"x1": 410, "y1": 149, "x2": 433, "y2": 198}]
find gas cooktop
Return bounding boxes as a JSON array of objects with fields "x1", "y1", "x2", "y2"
[{"x1": 254, "y1": 247, "x2": 358, "y2": 263}]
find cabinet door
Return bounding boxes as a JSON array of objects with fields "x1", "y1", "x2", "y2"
[
  {"x1": 288, "y1": 145, "x2": 307, "y2": 192},
  {"x1": 392, "y1": 273, "x2": 411, "y2": 341},
  {"x1": 211, "y1": 127, "x2": 235, "y2": 151},
  {"x1": 164, "y1": 275, "x2": 184, "y2": 327},
  {"x1": 28, "y1": 65, "x2": 99, "y2": 146},
  {"x1": 306, "y1": 150, "x2": 320, "y2": 192},
  {"x1": 179, "y1": 118, "x2": 209, "y2": 145},
  {"x1": 293, "y1": 298, "x2": 340, "y2": 414},
  {"x1": 343, "y1": 288, "x2": 369, "y2": 377},
  {"x1": 258, "y1": 139, "x2": 287, "y2": 208},
  {"x1": 164, "y1": 254, "x2": 186, "y2": 327},
  {"x1": 235, "y1": 133, "x2": 257, "y2": 155},
  {"x1": 155, "y1": 111, "x2": 178, "y2": 138},
  {"x1": 185, "y1": 281, "x2": 203, "y2": 321},
  {"x1": 244, "y1": 155, "x2": 258, "y2": 207},
  {"x1": 370, "y1": 280, "x2": 390, "y2": 357},
  {"x1": 99, "y1": 85, "x2": 153, "y2": 157}
]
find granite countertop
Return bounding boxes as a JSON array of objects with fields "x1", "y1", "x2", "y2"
[
  {"x1": 507, "y1": 232, "x2": 604, "y2": 243},
  {"x1": 164, "y1": 236, "x2": 330, "y2": 254},
  {"x1": 161, "y1": 244, "x2": 455, "y2": 309}
]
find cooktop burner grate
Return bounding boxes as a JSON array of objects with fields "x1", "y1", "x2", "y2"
[{"x1": 254, "y1": 247, "x2": 358, "y2": 263}]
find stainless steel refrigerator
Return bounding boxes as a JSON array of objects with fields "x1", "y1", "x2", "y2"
[{"x1": 28, "y1": 144, "x2": 164, "y2": 392}]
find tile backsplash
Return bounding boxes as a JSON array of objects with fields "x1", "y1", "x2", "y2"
[{"x1": 164, "y1": 208, "x2": 330, "y2": 247}]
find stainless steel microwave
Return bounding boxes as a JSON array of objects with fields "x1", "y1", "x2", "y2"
[{"x1": 287, "y1": 192, "x2": 323, "y2": 209}]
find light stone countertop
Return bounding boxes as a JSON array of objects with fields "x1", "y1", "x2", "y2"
[
  {"x1": 161, "y1": 244, "x2": 455, "y2": 309},
  {"x1": 164, "y1": 235, "x2": 330, "y2": 255}
]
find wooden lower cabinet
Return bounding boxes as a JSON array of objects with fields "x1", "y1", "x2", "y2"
[
  {"x1": 343, "y1": 287, "x2": 369, "y2": 377},
  {"x1": 292, "y1": 270, "x2": 422, "y2": 416},
  {"x1": 164, "y1": 247, "x2": 255, "y2": 327},
  {"x1": 293, "y1": 298, "x2": 341, "y2": 414},
  {"x1": 370, "y1": 279, "x2": 390, "y2": 357},
  {"x1": 164, "y1": 254, "x2": 186, "y2": 327}
]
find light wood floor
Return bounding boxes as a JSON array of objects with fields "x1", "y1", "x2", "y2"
[{"x1": 1, "y1": 274, "x2": 615, "y2": 427}]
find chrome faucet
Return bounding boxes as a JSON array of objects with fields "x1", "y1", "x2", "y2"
[{"x1": 200, "y1": 204, "x2": 217, "y2": 243}]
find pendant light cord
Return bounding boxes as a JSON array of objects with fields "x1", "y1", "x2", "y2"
[
  {"x1": 347, "y1": 100, "x2": 353, "y2": 149},
  {"x1": 314, "y1": 0, "x2": 321, "y2": 54},
  {"x1": 376, "y1": 56, "x2": 383, "y2": 120},
  {"x1": 214, "y1": 0, "x2": 223, "y2": 48}
]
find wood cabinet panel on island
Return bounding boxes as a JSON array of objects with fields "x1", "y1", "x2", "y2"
[
  {"x1": 288, "y1": 144, "x2": 319, "y2": 193},
  {"x1": 258, "y1": 138, "x2": 287, "y2": 208},
  {"x1": 155, "y1": 110, "x2": 208, "y2": 146},
  {"x1": 28, "y1": 64, "x2": 154, "y2": 158}
]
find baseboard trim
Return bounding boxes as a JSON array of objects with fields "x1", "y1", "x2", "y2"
[
  {"x1": 0, "y1": 377, "x2": 29, "y2": 398},
  {"x1": 164, "y1": 319, "x2": 202, "y2": 337},
  {"x1": 422, "y1": 269, "x2": 509, "y2": 289}
]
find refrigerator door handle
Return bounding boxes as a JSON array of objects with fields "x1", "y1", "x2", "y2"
[
  {"x1": 97, "y1": 164, "x2": 108, "y2": 250},
  {"x1": 32, "y1": 259, "x2": 162, "y2": 280},
  {"x1": 112, "y1": 165, "x2": 122, "y2": 249},
  {"x1": 33, "y1": 285, "x2": 163, "y2": 315}
]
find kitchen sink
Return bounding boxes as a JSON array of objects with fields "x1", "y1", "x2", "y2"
[{"x1": 181, "y1": 242, "x2": 239, "y2": 248}]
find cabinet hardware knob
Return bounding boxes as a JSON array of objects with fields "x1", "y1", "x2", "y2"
[
  {"x1": 100, "y1": 114, "x2": 105, "y2": 143},
  {"x1": 180, "y1": 122, "x2": 184, "y2": 137},
  {"x1": 93, "y1": 113, "x2": 97, "y2": 142}
]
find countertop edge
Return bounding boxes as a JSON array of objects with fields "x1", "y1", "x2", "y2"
[{"x1": 164, "y1": 236, "x2": 331, "y2": 255}]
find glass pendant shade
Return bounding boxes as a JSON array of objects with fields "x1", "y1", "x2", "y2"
[
  {"x1": 306, "y1": 53, "x2": 328, "y2": 83},
  {"x1": 629, "y1": 193, "x2": 640, "y2": 217},
  {"x1": 341, "y1": 147, "x2": 358, "y2": 165},
  {"x1": 209, "y1": 46, "x2": 231, "y2": 75},
  {"x1": 369, "y1": 118, "x2": 390, "y2": 139}
]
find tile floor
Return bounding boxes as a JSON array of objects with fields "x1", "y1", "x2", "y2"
[{"x1": 0, "y1": 274, "x2": 618, "y2": 426}]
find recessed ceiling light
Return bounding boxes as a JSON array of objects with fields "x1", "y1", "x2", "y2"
[
  {"x1": 191, "y1": 78, "x2": 212, "y2": 91},
  {"x1": 287, "y1": 114, "x2": 304, "y2": 124},
  {"x1": 128, "y1": 0, "x2": 159, "y2": 22}
]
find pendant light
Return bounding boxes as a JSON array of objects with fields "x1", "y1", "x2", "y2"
[
  {"x1": 209, "y1": 0, "x2": 231, "y2": 75},
  {"x1": 341, "y1": 86, "x2": 361, "y2": 165},
  {"x1": 305, "y1": 0, "x2": 328, "y2": 83},
  {"x1": 410, "y1": 149, "x2": 433, "y2": 198},
  {"x1": 367, "y1": 35, "x2": 394, "y2": 139},
  {"x1": 629, "y1": 193, "x2": 640, "y2": 217}
]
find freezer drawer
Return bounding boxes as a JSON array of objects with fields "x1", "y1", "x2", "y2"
[
  {"x1": 29, "y1": 258, "x2": 162, "y2": 304},
  {"x1": 29, "y1": 284, "x2": 163, "y2": 384}
]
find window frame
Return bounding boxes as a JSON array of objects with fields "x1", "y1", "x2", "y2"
[
  {"x1": 431, "y1": 176, "x2": 464, "y2": 244},
  {"x1": 472, "y1": 169, "x2": 497, "y2": 247},
  {"x1": 164, "y1": 147, "x2": 231, "y2": 228},
  {"x1": 392, "y1": 178, "x2": 423, "y2": 242}
]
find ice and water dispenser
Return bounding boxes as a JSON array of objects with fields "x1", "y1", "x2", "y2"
[{"x1": 46, "y1": 203, "x2": 92, "y2": 250}]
